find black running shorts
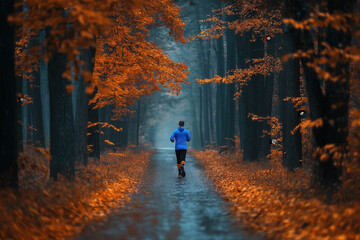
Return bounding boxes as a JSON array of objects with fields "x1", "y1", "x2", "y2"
[{"x1": 175, "y1": 149, "x2": 187, "y2": 164}]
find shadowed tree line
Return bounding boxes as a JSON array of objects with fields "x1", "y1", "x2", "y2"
[{"x1": 189, "y1": 0, "x2": 357, "y2": 197}]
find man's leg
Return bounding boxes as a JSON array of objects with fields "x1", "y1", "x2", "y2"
[
  {"x1": 175, "y1": 150, "x2": 182, "y2": 176},
  {"x1": 180, "y1": 150, "x2": 187, "y2": 177},
  {"x1": 180, "y1": 149, "x2": 187, "y2": 165}
]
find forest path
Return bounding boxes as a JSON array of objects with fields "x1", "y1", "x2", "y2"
[{"x1": 75, "y1": 148, "x2": 262, "y2": 240}]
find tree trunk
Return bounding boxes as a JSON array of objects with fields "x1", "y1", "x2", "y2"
[
  {"x1": 313, "y1": 0, "x2": 353, "y2": 190},
  {"x1": 119, "y1": 116, "x2": 129, "y2": 148},
  {"x1": 279, "y1": 27, "x2": 302, "y2": 170},
  {"x1": 29, "y1": 58, "x2": 45, "y2": 147},
  {"x1": 74, "y1": 77, "x2": 88, "y2": 164},
  {"x1": 225, "y1": 24, "x2": 236, "y2": 148},
  {"x1": 243, "y1": 40, "x2": 262, "y2": 161},
  {"x1": 236, "y1": 33, "x2": 249, "y2": 151},
  {"x1": 39, "y1": 29, "x2": 50, "y2": 148},
  {"x1": 208, "y1": 84, "x2": 214, "y2": 144},
  {"x1": 22, "y1": 77, "x2": 30, "y2": 145},
  {"x1": 203, "y1": 85, "x2": 210, "y2": 145},
  {"x1": 74, "y1": 48, "x2": 95, "y2": 164},
  {"x1": 0, "y1": 0, "x2": 18, "y2": 189},
  {"x1": 136, "y1": 99, "x2": 141, "y2": 146},
  {"x1": 216, "y1": 36, "x2": 225, "y2": 146},
  {"x1": 259, "y1": 39, "x2": 275, "y2": 160},
  {"x1": 242, "y1": 38, "x2": 274, "y2": 161},
  {"x1": 190, "y1": 85, "x2": 201, "y2": 148},
  {"x1": 199, "y1": 87, "x2": 204, "y2": 147},
  {"x1": 88, "y1": 88, "x2": 100, "y2": 160},
  {"x1": 48, "y1": 49, "x2": 76, "y2": 181}
]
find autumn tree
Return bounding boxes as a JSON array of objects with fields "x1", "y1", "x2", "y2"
[
  {"x1": 11, "y1": 0, "x2": 188, "y2": 179},
  {"x1": 91, "y1": 2, "x2": 188, "y2": 123}
]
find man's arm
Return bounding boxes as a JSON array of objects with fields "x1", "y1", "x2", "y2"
[
  {"x1": 170, "y1": 131, "x2": 175, "y2": 142},
  {"x1": 186, "y1": 131, "x2": 191, "y2": 142}
]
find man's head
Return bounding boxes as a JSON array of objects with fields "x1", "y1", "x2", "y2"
[{"x1": 179, "y1": 120, "x2": 184, "y2": 127}]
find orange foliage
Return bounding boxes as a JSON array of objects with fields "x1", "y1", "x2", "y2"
[
  {"x1": 92, "y1": 4, "x2": 189, "y2": 118},
  {"x1": 283, "y1": 9, "x2": 358, "y2": 143},
  {"x1": 0, "y1": 146, "x2": 150, "y2": 240},
  {"x1": 195, "y1": 0, "x2": 282, "y2": 97},
  {"x1": 15, "y1": 29, "x2": 39, "y2": 81},
  {"x1": 10, "y1": 0, "x2": 116, "y2": 82},
  {"x1": 196, "y1": 0, "x2": 282, "y2": 41},
  {"x1": 194, "y1": 150, "x2": 360, "y2": 239},
  {"x1": 248, "y1": 113, "x2": 283, "y2": 164},
  {"x1": 198, "y1": 56, "x2": 281, "y2": 97},
  {"x1": 11, "y1": 0, "x2": 188, "y2": 117}
]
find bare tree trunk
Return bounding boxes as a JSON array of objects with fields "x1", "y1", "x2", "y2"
[
  {"x1": 0, "y1": 0, "x2": 18, "y2": 188},
  {"x1": 136, "y1": 99, "x2": 141, "y2": 146},
  {"x1": 190, "y1": 85, "x2": 201, "y2": 148},
  {"x1": 236, "y1": 33, "x2": 249, "y2": 151},
  {"x1": 48, "y1": 49, "x2": 76, "y2": 181},
  {"x1": 203, "y1": 85, "x2": 210, "y2": 146},
  {"x1": 225, "y1": 17, "x2": 236, "y2": 148},
  {"x1": 215, "y1": 36, "x2": 225, "y2": 146},
  {"x1": 259, "y1": 40, "x2": 274, "y2": 161},
  {"x1": 39, "y1": 29, "x2": 50, "y2": 148},
  {"x1": 199, "y1": 87, "x2": 204, "y2": 147},
  {"x1": 29, "y1": 60, "x2": 45, "y2": 147},
  {"x1": 208, "y1": 84, "x2": 214, "y2": 143},
  {"x1": 74, "y1": 48, "x2": 95, "y2": 165},
  {"x1": 243, "y1": 38, "x2": 274, "y2": 161},
  {"x1": 279, "y1": 27, "x2": 302, "y2": 170}
]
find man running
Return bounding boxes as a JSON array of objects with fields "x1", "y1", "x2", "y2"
[{"x1": 170, "y1": 120, "x2": 191, "y2": 177}]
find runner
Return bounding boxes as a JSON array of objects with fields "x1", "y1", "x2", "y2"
[{"x1": 170, "y1": 120, "x2": 191, "y2": 177}]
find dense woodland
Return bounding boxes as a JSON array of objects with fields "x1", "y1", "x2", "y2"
[{"x1": 1, "y1": 0, "x2": 360, "y2": 238}]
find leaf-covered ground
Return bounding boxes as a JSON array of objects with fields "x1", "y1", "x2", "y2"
[
  {"x1": 0, "y1": 149, "x2": 150, "y2": 240},
  {"x1": 194, "y1": 149, "x2": 360, "y2": 240}
]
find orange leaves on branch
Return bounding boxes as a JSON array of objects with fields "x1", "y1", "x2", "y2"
[
  {"x1": 283, "y1": 11, "x2": 359, "y2": 86},
  {"x1": 12, "y1": 0, "x2": 189, "y2": 124},
  {"x1": 17, "y1": 94, "x2": 33, "y2": 106},
  {"x1": 283, "y1": 11, "x2": 356, "y2": 33},
  {"x1": 193, "y1": 1, "x2": 282, "y2": 100},
  {"x1": 283, "y1": 97, "x2": 307, "y2": 109},
  {"x1": 195, "y1": 0, "x2": 282, "y2": 41},
  {"x1": 65, "y1": 84, "x2": 74, "y2": 94},
  {"x1": 91, "y1": 3, "x2": 189, "y2": 119},
  {"x1": 292, "y1": 118, "x2": 323, "y2": 135},
  {"x1": 104, "y1": 140, "x2": 115, "y2": 146},
  {"x1": 198, "y1": 55, "x2": 281, "y2": 97},
  {"x1": 11, "y1": 0, "x2": 187, "y2": 84},
  {"x1": 88, "y1": 122, "x2": 122, "y2": 133},
  {"x1": 10, "y1": 0, "x2": 117, "y2": 82},
  {"x1": 248, "y1": 113, "x2": 283, "y2": 163}
]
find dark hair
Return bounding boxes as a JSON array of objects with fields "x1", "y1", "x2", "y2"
[{"x1": 179, "y1": 120, "x2": 184, "y2": 126}]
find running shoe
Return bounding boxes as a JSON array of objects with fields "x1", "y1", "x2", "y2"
[{"x1": 181, "y1": 166, "x2": 186, "y2": 177}]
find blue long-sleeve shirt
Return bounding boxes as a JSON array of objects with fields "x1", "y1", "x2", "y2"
[{"x1": 170, "y1": 127, "x2": 191, "y2": 150}]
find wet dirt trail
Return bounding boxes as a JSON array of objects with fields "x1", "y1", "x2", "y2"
[{"x1": 75, "y1": 148, "x2": 262, "y2": 240}]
